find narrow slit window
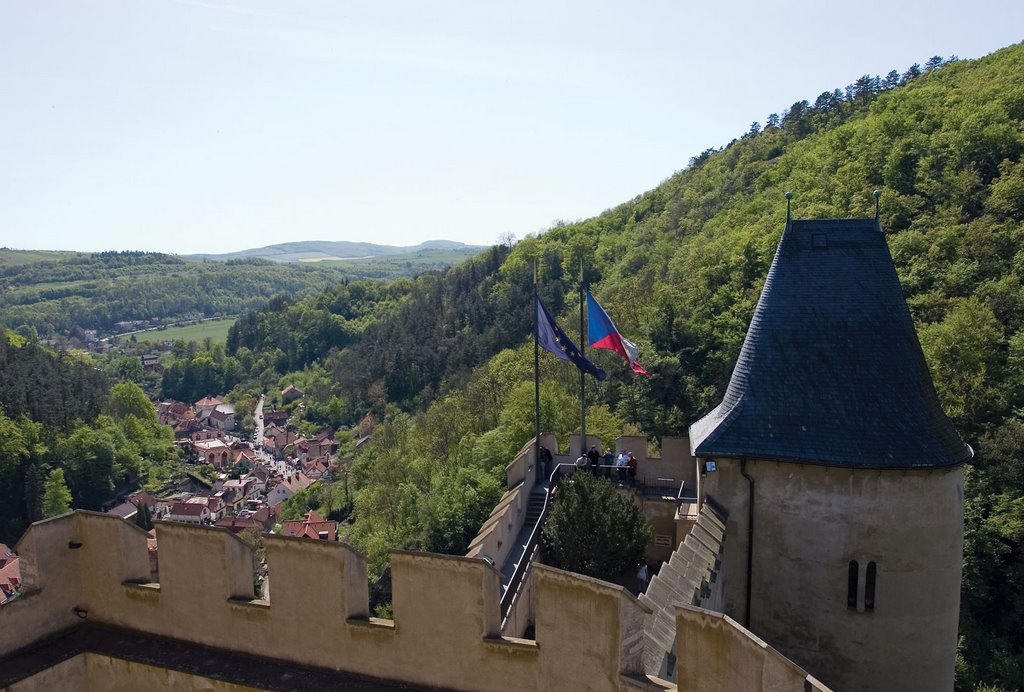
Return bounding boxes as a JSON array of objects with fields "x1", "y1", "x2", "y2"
[
  {"x1": 865, "y1": 562, "x2": 877, "y2": 612},
  {"x1": 847, "y1": 560, "x2": 858, "y2": 609}
]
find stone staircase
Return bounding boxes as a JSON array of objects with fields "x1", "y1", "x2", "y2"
[
  {"x1": 523, "y1": 489, "x2": 547, "y2": 529},
  {"x1": 499, "y1": 487, "x2": 551, "y2": 593},
  {"x1": 638, "y1": 504, "x2": 727, "y2": 680}
]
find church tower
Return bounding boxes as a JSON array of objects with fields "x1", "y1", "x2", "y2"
[{"x1": 689, "y1": 215, "x2": 971, "y2": 691}]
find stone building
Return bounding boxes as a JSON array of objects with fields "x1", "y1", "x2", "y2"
[{"x1": 690, "y1": 216, "x2": 971, "y2": 691}]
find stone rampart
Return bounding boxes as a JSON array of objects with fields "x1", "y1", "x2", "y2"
[
  {"x1": 2, "y1": 511, "x2": 836, "y2": 691},
  {"x1": 3, "y1": 512, "x2": 654, "y2": 691},
  {"x1": 676, "y1": 606, "x2": 831, "y2": 692}
]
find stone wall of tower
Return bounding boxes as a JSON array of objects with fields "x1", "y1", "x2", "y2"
[{"x1": 699, "y1": 457, "x2": 963, "y2": 692}]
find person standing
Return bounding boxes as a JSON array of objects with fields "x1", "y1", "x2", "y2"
[
  {"x1": 627, "y1": 452, "x2": 638, "y2": 486},
  {"x1": 616, "y1": 451, "x2": 629, "y2": 483},
  {"x1": 539, "y1": 446, "x2": 553, "y2": 481},
  {"x1": 587, "y1": 445, "x2": 601, "y2": 476}
]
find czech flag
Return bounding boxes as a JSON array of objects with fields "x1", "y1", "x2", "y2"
[{"x1": 586, "y1": 291, "x2": 649, "y2": 377}]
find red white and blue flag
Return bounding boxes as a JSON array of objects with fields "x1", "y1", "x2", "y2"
[{"x1": 586, "y1": 291, "x2": 649, "y2": 377}]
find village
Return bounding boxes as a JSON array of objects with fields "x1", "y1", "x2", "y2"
[
  {"x1": 9, "y1": 383, "x2": 355, "y2": 602},
  {"x1": 152, "y1": 386, "x2": 347, "y2": 521}
]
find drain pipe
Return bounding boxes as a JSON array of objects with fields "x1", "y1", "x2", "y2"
[{"x1": 740, "y1": 456, "x2": 754, "y2": 628}]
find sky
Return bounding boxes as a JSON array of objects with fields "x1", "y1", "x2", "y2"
[{"x1": 1, "y1": 2, "x2": 1022, "y2": 255}]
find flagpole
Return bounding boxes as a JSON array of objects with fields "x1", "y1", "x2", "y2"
[
  {"x1": 533, "y1": 259, "x2": 541, "y2": 479},
  {"x1": 578, "y1": 258, "x2": 586, "y2": 452}
]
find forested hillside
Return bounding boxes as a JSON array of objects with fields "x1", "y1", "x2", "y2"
[
  {"x1": 219, "y1": 44, "x2": 1024, "y2": 690},
  {"x1": 0, "y1": 252, "x2": 350, "y2": 336},
  {"x1": 0, "y1": 331, "x2": 176, "y2": 543},
  {"x1": 0, "y1": 246, "x2": 480, "y2": 337}
]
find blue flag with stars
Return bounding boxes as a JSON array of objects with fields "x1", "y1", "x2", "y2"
[{"x1": 536, "y1": 296, "x2": 606, "y2": 381}]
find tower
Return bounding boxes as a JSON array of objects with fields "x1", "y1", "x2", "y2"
[{"x1": 689, "y1": 216, "x2": 971, "y2": 691}]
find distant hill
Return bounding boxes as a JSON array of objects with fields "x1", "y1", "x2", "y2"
[
  {"x1": 188, "y1": 239, "x2": 483, "y2": 263},
  {"x1": 0, "y1": 240, "x2": 487, "y2": 335}
]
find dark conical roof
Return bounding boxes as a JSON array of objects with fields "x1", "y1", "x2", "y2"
[{"x1": 689, "y1": 217, "x2": 972, "y2": 469}]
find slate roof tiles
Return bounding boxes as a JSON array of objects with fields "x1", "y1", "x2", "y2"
[{"x1": 690, "y1": 217, "x2": 972, "y2": 469}]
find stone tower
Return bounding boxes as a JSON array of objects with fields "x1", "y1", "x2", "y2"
[{"x1": 689, "y1": 217, "x2": 971, "y2": 691}]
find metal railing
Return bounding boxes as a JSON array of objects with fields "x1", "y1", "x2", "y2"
[
  {"x1": 497, "y1": 465, "x2": 700, "y2": 629},
  {"x1": 630, "y1": 475, "x2": 699, "y2": 502},
  {"x1": 499, "y1": 462, "x2": 575, "y2": 627}
]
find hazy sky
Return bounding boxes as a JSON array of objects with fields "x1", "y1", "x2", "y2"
[{"x1": 2, "y1": 1, "x2": 1022, "y2": 255}]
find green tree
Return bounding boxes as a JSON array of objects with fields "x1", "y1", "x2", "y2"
[
  {"x1": 918, "y1": 298, "x2": 1005, "y2": 431},
  {"x1": 541, "y1": 472, "x2": 650, "y2": 581},
  {"x1": 959, "y1": 488, "x2": 1024, "y2": 691},
  {"x1": 57, "y1": 418, "x2": 133, "y2": 511},
  {"x1": 114, "y1": 355, "x2": 144, "y2": 383},
  {"x1": 0, "y1": 410, "x2": 47, "y2": 541},
  {"x1": 42, "y1": 468, "x2": 73, "y2": 518},
  {"x1": 421, "y1": 466, "x2": 502, "y2": 555},
  {"x1": 109, "y1": 381, "x2": 156, "y2": 422},
  {"x1": 134, "y1": 501, "x2": 153, "y2": 531},
  {"x1": 23, "y1": 462, "x2": 42, "y2": 523}
]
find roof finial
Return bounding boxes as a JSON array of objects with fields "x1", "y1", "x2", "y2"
[
  {"x1": 785, "y1": 191, "x2": 793, "y2": 222},
  {"x1": 873, "y1": 189, "x2": 881, "y2": 221}
]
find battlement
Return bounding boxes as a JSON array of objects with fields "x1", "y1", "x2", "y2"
[{"x1": 1, "y1": 512, "x2": 829, "y2": 691}]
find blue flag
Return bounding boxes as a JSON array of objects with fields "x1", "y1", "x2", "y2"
[{"x1": 536, "y1": 296, "x2": 606, "y2": 381}]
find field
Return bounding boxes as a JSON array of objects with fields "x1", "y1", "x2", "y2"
[
  {"x1": 0, "y1": 249, "x2": 82, "y2": 268},
  {"x1": 315, "y1": 247, "x2": 484, "y2": 279},
  {"x1": 130, "y1": 318, "x2": 236, "y2": 345}
]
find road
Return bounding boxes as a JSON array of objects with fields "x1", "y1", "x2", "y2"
[{"x1": 254, "y1": 393, "x2": 265, "y2": 441}]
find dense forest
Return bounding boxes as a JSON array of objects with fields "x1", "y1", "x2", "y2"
[
  {"x1": 0, "y1": 331, "x2": 177, "y2": 542},
  {"x1": 1, "y1": 43, "x2": 1022, "y2": 690}
]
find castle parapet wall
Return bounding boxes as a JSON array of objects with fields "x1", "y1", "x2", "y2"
[
  {"x1": 2, "y1": 512, "x2": 657, "y2": 692},
  {"x1": 675, "y1": 606, "x2": 831, "y2": 692}
]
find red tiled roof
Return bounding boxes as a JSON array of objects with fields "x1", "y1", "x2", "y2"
[
  {"x1": 281, "y1": 511, "x2": 336, "y2": 540},
  {"x1": 214, "y1": 516, "x2": 261, "y2": 534},
  {"x1": 129, "y1": 492, "x2": 158, "y2": 508},
  {"x1": 0, "y1": 547, "x2": 21, "y2": 602},
  {"x1": 169, "y1": 502, "x2": 207, "y2": 516}
]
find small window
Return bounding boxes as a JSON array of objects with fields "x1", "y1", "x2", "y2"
[
  {"x1": 847, "y1": 561, "x2": 858, "y2": 609},
  {"x1": 865, "y1": 562, "x2": 877, "y2": 612},
  {"x1": 812, "y1": 233, "x2": 828, "y2": 249}
]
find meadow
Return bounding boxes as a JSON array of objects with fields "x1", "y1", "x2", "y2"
[{"x1": 131, "y1": 317, "x2": 236, "y2": 345}]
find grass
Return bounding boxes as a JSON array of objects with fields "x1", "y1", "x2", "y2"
[
  {"x1": 131, "y1": 318, "x2": 236, "y2": 345},
  {"x1": 0, "y1": 249, "x2": 83, "y2": 268},
  {"x1": 312, "y1": 247, "x2": 484, "y2": 278}
]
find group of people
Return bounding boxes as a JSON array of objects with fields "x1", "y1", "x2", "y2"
[{"x1": 576, "y1": 445, "x2": 638, "y2": 485}]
